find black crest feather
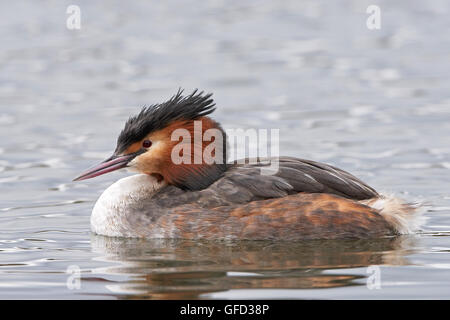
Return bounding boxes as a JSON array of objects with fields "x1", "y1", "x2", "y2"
[{"x1": 115, "y1": 89, "x2": 216, "y2": 154}]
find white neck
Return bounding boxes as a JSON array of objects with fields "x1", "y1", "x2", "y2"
[{"x1": 90, "y1": 174, "x2": 167, "y2": 237}]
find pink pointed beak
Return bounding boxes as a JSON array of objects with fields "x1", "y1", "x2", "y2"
[{"x1": 73, "y1": 152, "x2": 141, "y2": 182}]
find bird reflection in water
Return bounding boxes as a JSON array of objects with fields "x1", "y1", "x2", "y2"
[{"x1": 88, "y1": 235, "x2": 417, "y2": 299}]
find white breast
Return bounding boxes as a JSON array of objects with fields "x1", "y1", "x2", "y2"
[{"x1": 90, "y1": 174, "x2": 167, "y2": 237}]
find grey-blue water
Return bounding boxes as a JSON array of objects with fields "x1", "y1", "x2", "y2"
[{"x1": 0, "y1": 0, "x2": 449, "y2": 299}]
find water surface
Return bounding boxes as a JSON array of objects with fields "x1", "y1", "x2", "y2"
[{"x1": 0, "y1": 0, "x2": 450, "y2": 299}]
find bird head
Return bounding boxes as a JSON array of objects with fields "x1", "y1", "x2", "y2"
[{"x1": 73, "y1": 89, "x2": 228, "y2": 190}]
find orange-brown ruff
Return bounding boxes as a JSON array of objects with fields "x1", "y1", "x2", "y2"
[{"x1": 74, "y1": 89, "x2": 422, "y2": 240}]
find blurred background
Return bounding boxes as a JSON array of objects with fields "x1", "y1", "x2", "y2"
[{"x1": 0, "y1": 0, "x2": 449, "y2": 299}]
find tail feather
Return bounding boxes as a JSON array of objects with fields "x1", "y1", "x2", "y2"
[{"x1": 360, "y1": 194, "x2": 426, "y2": 235}]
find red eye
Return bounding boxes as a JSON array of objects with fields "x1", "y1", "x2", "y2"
[{"x1": 142, "y1": 140, "x2": 152, "y2": 148}]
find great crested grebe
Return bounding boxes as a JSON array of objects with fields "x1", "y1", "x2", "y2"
[{"x1": 74, "y1": 89, "x2": 422, "y2": 240}]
